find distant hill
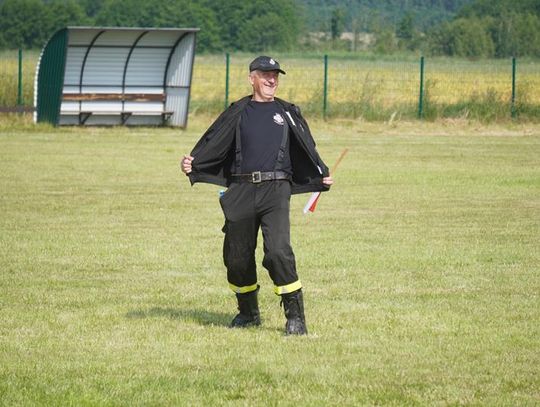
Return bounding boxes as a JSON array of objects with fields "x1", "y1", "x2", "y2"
[{"x1": 296, "y1": 0, "x2": 475, "y2": 32}]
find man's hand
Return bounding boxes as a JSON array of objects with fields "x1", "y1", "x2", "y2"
[
  {"x1": 181, "y1": 155, "x2": 194, "y2": 174},
  {"x1": 322, "y1": 176, "x2": 334, "y2": 186}
]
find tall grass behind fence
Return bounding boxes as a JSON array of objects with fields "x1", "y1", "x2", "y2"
[
  {"x1": 2, "y1": 50, "x2": 540, "y2": 121},
  {"x1": 0, "y1": 50, "x2": 37, "y2": 108},
  {"x1": 191, "y1": 54, "x2": 540, "y2": 121},
  {"x1": 326, "y1": 58, "x2": 420, "y2": 120},
  {"x1": 192, "y1": 55, "x2": 420, "y2": 120},
  {"x1": 423, "y1": 58, "x2": 540, "y2": 121}
]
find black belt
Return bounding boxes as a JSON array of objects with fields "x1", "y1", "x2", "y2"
[{"x1": 231, "y1": 171, "x2": 291, "y2": 184}]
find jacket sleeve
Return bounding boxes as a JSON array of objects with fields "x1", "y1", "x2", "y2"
[
  {"x1": 291, "y1": 105, "x2": 330, "y2": 178},
  {"x1": 189, "y1": 106, "x2": 237, "y2": 172},
  {"x1": 293, "y1": 105, "x2": 318, "y2": 148}
]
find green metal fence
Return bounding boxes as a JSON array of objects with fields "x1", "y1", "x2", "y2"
[
  {"x1": 2, "y1": 50, "x2": 540, "y2": 121},
  {"x1": 192, "y1": 54, "x2": 540, "y2": 121}
]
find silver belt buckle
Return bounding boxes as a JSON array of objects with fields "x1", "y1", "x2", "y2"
[{"x1": 251, "y1": 171, "x2": 262, "y2": 183}]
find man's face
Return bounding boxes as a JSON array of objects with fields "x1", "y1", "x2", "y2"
[{"x1": 249, "y1": 70, "x2": 279, "y2": 102}]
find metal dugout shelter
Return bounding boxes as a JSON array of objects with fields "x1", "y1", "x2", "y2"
[{"x1": 34, "y1": 27, "x2": 198, "y2": 127}]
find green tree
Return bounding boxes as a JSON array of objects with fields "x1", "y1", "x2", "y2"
[
  {"x1": 95, "y1": 0, "x2": 222, "y2": 52},
  {"x1": 374, "y1": 28, "x2": 397, "y2": 54},
  {"x1": 155, "y1": 0, "x2": 222, "y2": 52},
  {"x1": 512, "y1": 12, "x2": 540, "y2": 56},
  {"x1": 396, "y1": 12, "x2": 414, "y2": 41},
  {"x1": 76, "y1": 0, "x2": 105, "y2": 17},
  {"x1": 428, "y1": 17, "x2": 495, "y2": 57},
  {"x1": 396, "y1": 11, "x2": 420, "y2": 50},
  {"x1": 457, "y1": 0, "x2": 540, "y2": 19},
  {"x1": 0, "y1": 0, "x2": 49, "y2": 48},
  {"x1": 453, "y1": 18, "x2": 494, "y2": 57},
  {"x1": 95, "y1": 0, "x2": 144, "y2": 27},
  {"x1": 209, "y1": 0, "x2": 300, "y2": 51},
  {"x1": 47, "y1": 0, "x2": 87, "y2": 32},
  {"x1": 486, "y1": 11, "x2": 540, "y2": 57},
  {"x1": 237, "y1": 12, "x2": 287, "y2": 51},
  {"x1": 330, "y1": 7, "x2": 345, "y2": 40},
  {"x1": 430, "y1": 0, "x2": 540, "y2": 58}
]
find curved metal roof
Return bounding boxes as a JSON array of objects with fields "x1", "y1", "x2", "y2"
[{"x1": 35, "y1": 27, "x2": 198, "y2": 127}]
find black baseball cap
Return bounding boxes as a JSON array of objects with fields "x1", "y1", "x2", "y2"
[{"x1": 249, "y1": 56, "x2": 286, "y2": 75}]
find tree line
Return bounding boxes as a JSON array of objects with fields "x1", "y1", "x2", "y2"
[
  {"x1": 0, "y1": 0, "x2": 539, "y2": 57},
  {"x1": 298, "y1": 0, "x2": 473, "y2": 33},
  {"x1": 0, "y1": 0, "x2": 300, "y2": 52},
  {"x1": 426, "y1": 0, "x2": 540, "y2": 57}
]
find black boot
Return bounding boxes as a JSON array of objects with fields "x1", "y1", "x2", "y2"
[
  {"x1": 230, "y1": 286, "x2": 261, "y2": 328},
  {"x1": 281, "y1": 289, "x2": 307, "y2": 335}
]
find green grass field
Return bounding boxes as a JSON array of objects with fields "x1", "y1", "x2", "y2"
[{"x1": 1, "y1": 115, "x2": 539, "y2": 406}]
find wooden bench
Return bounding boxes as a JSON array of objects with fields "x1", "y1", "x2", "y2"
[
  {"x1": 61, "y1": 93, "x2": 173, "y2": 124},
  {"x1": 62, "y1": 93, "x2": 166, "y2": 102}
]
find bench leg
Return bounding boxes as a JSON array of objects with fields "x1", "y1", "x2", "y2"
[
  {"x1": 79, "y1": 112, "x2": 92, "y2": 125},
  {"x1": 121, "y1": 112, "x2": 132, "y2": 125},
  {"x1": 162, "y1": 112, "x2": 173, "y2": 124}
]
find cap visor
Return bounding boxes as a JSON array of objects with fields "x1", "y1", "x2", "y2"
[{"x1": 258, "y1": 67, "x2": 286, "y2": 75}]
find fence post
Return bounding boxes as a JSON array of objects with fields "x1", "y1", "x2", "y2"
[
  {"x1": 511, "y1": 57, "x2": 517, "y2": 119},
  {"x1": 418, "y1": 56, "x2": 425, "y2": 119},
  {"x1": 17, "y1": 48, "x2": 23, "y2": 106},
  {"x1": 323, "y1": 54, "x2": 328, "y2": 119},
  {"x1": 224, "y1": 53, "x2": 230, "y2": 110}
]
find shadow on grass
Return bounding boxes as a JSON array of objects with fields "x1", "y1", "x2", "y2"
[
  {"x1": 126, "y1": 308, "x2": 284, "y2": 333},
  {"x1": 126, "y1": 307, "x2": 231, "y2": 327}
]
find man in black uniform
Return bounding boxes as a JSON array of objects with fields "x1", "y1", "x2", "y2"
[{"x1": 181, "y1": 56, "x2": 333, "y2": 335}]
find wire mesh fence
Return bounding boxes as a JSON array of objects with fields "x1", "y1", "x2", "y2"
[
  {"x1": 421, "y1": 58, "x2": 540, "y2": 120},
  {"x1": 192, "y1": 54, "x2": 540, "y2": 121},
  {"x1": 2, "y1": 50, "x2": 539, "y2": 121}
]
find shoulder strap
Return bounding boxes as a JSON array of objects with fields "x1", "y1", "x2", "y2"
[
  {"x1": 234, "y1": 115, "x2": 242, "y2": 174},
  {"x1": 273, "y1": 112, "x2": 289, "y2": 172}
]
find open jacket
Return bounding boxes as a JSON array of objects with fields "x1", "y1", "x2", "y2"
[{"x1": 188, "y1": 96, "x2": 330, "y2": 195}]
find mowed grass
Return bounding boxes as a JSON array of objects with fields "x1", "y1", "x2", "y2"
[{"x1": 0, "y1": 115, "x2": 539, "y2": 405}]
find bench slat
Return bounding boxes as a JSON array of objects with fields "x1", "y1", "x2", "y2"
[
  {"x1": 61, "y1": 111, "x2": 173, "y2": 115},
  {"x1": 62, "y1": 93, "x2": 165, "y2": 102},
  {"x1": 60, "y1": 110, "x2": 174, "y2": 125}
]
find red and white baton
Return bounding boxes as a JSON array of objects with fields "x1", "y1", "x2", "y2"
[{"x1": 303, "y1": 148, "x2": 349, "y2": 214}]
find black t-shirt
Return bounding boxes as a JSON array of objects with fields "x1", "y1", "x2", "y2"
[{"x1": 238, "y1": 100, "x2": 292, "y2": 174}]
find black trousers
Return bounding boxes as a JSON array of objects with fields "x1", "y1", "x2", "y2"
[{"x1": 219, "y1": 180, "x2": 301, "y2": 295}]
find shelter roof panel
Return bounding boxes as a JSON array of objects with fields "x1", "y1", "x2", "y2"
[
  {"x1": 125, "y1": 48, "x2": 169, "y2": 86},
  {"x1": 68, "y1": 29, "x2": 103, "y2": 45},
  {"x1": 93, "y1": 30, "x2": 142, "y2": 46},
  {"x1": 166, "y1": 88, "x2": 189, "y2": 126},
  {"x1": 83, "y1": 48, "x2": 130, "y2": 85},
  {"x1": 137, "y1": 31, "x2": 181, "y2": 47},
  {"x1": 64, "y1": 48, "x2": 86, "y2": 85},
  {"x1": 166, "y1": 34, "x2": 195, "y2": 87}
]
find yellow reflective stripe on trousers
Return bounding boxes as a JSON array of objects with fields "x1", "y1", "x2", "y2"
[
  {"x1": 229, "y1": 283, "x2": 258, "y2": 294},
  {"x1": 274, "y1": 280, "x2": 302, "y2": 295}
]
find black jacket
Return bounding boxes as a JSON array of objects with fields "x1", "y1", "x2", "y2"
[{"x1": 188, "y1": 96, "x2": 330, "y2": 195}]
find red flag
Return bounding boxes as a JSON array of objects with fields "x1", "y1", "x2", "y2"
[
  {"x1": 303, "y1": 192, "x2": 321, "y2": 214},
  {"x1": 303, "y1": 148, "x2": 348, "y2": 214}
]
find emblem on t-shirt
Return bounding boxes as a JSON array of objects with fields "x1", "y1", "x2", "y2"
[{"x1": 273, "y1": 113, "x2": 284, "y2": 125}]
